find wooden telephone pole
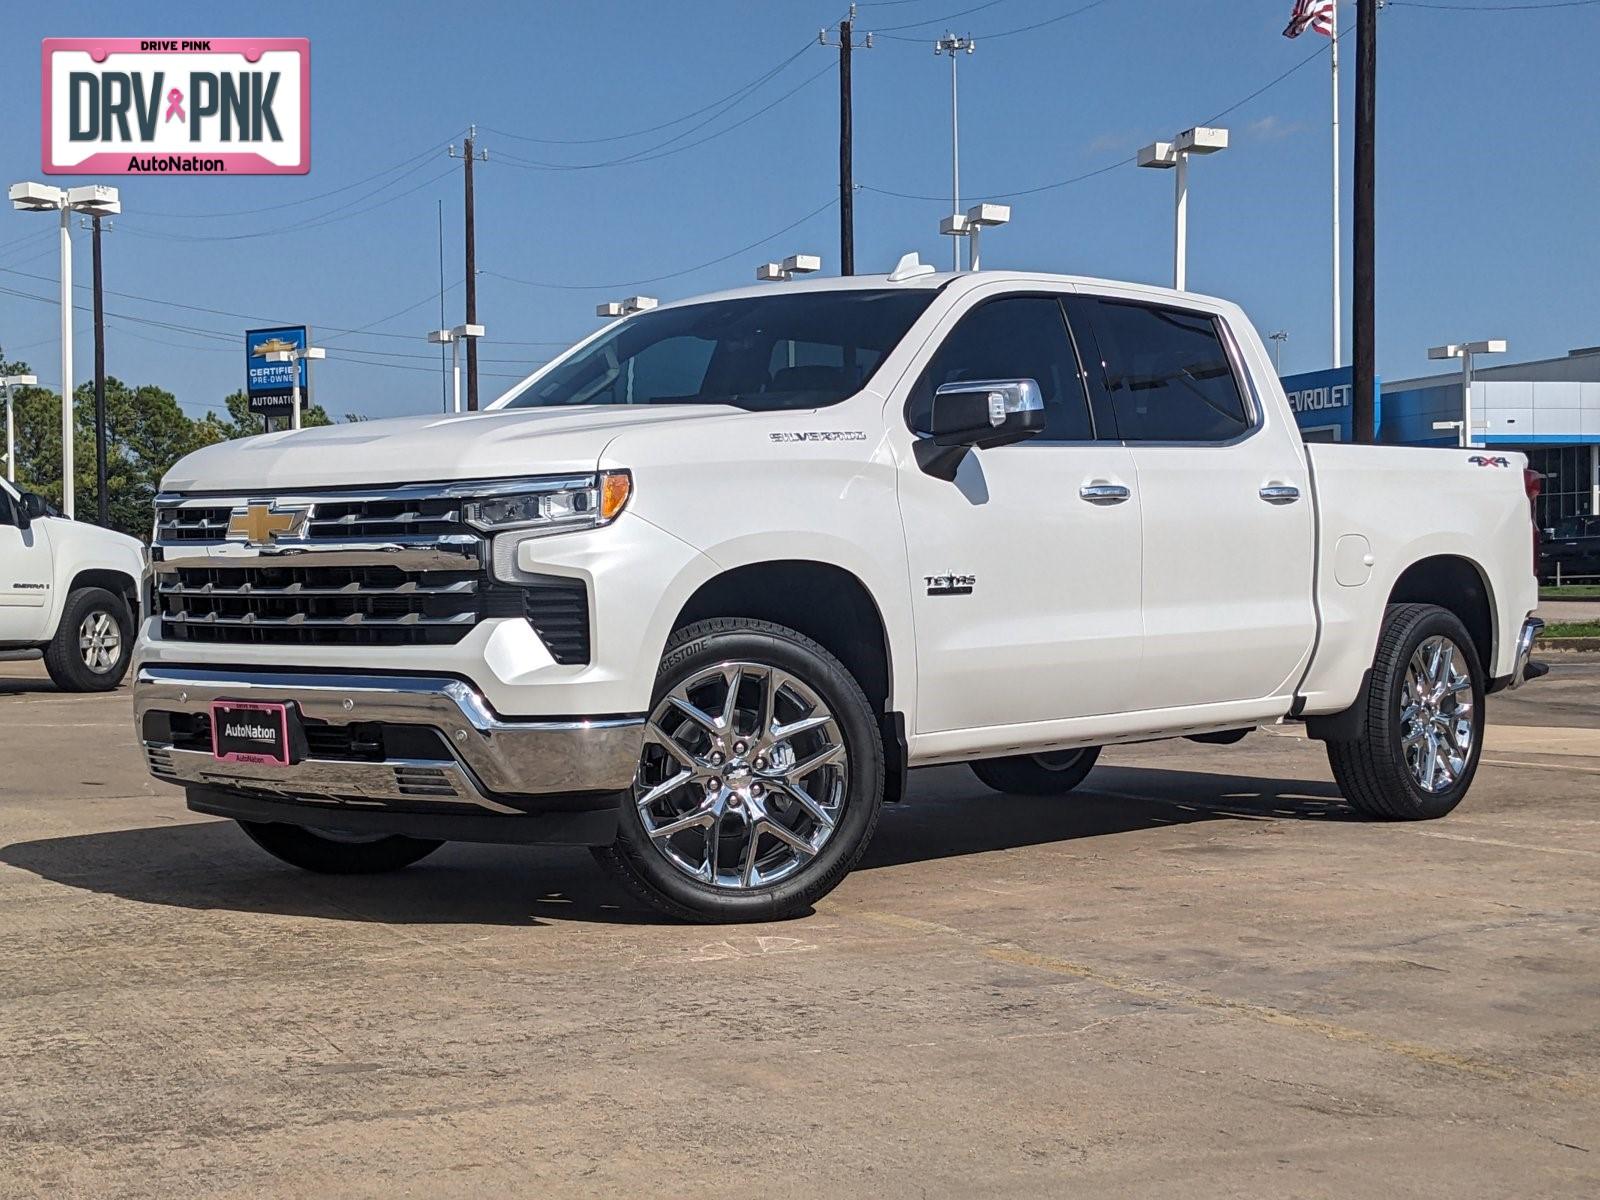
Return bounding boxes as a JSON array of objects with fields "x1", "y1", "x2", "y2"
[
  {"x1": 823, "y1": 9, "x2": 871, "y2": 275},
  {"x1": 451, "y1": 129, "x2": 489, "y2": 409},
  {"x1": 1352, "y1": 0, "x2": 1378, "y2": 443}
]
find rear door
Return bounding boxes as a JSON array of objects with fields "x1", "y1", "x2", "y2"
[
  {"x1": 896, "y1": 289, "x2": 1143, "y2": 734},
  {"x1": 1065, "y1": 294, "x2": 1316, "y2": 710}
]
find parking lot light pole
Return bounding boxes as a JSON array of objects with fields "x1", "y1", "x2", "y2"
[
  {"x1": 595, "y1": 297, "x2": 658, "y2": 319},
  {"x1": 428, "y1": 324, "x2": 484, "y2": 414},
  {"x1": 2, "y1": 373, "x2": 38, "y2": 482},
  {"x1": 266, "y1": 345, "x2": 327, "y2": 430},
  {"x1": 1136, "y1": 127, "x2": 1228, "y2": 292},
  {"x1": 1428, "y1": 340, "x2": 1507, "y2": 449},
  {"x1": 8, "y1": 182, "x2": 120, "y2": 519}
]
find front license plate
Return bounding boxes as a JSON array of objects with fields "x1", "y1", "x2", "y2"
[{"x1": 210, "y1": 700, "x2": 302, "y2": 766}]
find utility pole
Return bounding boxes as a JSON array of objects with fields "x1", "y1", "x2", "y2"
[
  {"x1": 1269, "y1": 330, "x2": 1288, "y2": 375},
  {"x1": 934, "y1": 34, "x2": 975, "y2": 272},
  {"x1": 823, "y1": 9, "x2": 872, "y2": 275},
  {"x1": 451, "y1": 129, "x2": 488, "y2": 409},
  {"x1": 91, "y1": 214, "x2": 108, "y2": 528},
  {"x1": 1352, "y1": 0, "x2": 1378, "y2": 443}
]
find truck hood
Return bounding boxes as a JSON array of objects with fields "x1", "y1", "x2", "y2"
[{"x1": 161, "y1": 404, "x2": 734, "y2": 492}]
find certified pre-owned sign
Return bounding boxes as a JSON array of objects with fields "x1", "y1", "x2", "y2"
[{"x1": 42, "y1": 38, "x2": 309, "y2": 175}]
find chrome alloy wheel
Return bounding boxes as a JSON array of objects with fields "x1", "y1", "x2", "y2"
[
  {"x1": 1399, "y1": 634, "x2": 1475, "y2": 794},
  {"x1": 1031, "y1": 749, "x2": 1090, "y2": 771},
  {"x1": 634, "y1": 661, "x2": 849, "y2": 890},
  {"x1": 79, "y1": 610, "x2": 122, "y2": 674}
]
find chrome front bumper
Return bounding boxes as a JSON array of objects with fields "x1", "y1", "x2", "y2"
[
  {"x1": 1510, "y1": 617, "x2": 1545, "y2": 689},
  {"x1": 134, "y1": 666, "x2": 645, "y2": 816}
]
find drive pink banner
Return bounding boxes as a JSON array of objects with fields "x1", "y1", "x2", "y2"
[{"x1": 42, "y1": 37, "x2": 310, "y2": 175}]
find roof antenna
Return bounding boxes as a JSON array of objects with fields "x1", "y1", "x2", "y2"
[{"x1": 887, "y1": 251, "x2": 936, "y2": 282}]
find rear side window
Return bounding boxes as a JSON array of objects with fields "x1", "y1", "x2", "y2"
[
  {"x1": 907, "y1": 295, "x2": 1094, "y2": 442},
  {"x1": 1067, "y1": 297, "x2": 1252, "y2": 442}
]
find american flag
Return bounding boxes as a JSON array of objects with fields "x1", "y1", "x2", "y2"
[{"x1": 1283, "y1": 0, "x2": 1335, "y2": 38}]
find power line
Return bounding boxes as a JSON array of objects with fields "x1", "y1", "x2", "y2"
[
  {"x1": 862, "y1": 31, "x2": 1337, "y2": 201},
  {"x1": 484, "y1": 196, "x2": 838, "y2": 291},
  {"x1": 876, "y1": 0, "x2": 1115, "y2": 41},
  {"x1": 874, "y1": 0, "x2": 1018, "y2": 33},
  {"x1": 496, "y1": 60, "x2": 836, "y2": 173},
  {"x1": 484, "y1": 42, "x2": 815, "y2": 146},
  {"x1": 132, "y1": 139, "x2": 457, "y2": 219}
]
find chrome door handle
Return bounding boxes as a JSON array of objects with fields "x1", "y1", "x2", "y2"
[
  {"x1": 1259, "y1": 485, "x2": 1301, "y2": 504},
  {"x1": 1080, "y1": 483, "x2": 1131, "y2": 505}
]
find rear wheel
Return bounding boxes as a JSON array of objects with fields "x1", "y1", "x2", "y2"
[
  {"x1": 238, "y1": 821, "x2": 442, "y2": 873},
  {"x1": 594, "y1": 618, "x2": 884, "y2": 923},
  {"x1": 1326, "y1": 603, "x2": 1485, "y2": 820},
  {"x1": 970, "y1": 747, "x2": 1102, "y2": 796}
]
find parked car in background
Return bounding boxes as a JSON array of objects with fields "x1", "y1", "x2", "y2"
[
  {"x1": 0, "y1": 477, "x2": 144, "y2": 690},
  {"x1": 133, "y1": 263, "x2": 1544, "y2": 922},
  {"x1": 1540, "y1": 514, "x2": 1600, "y2": 583}
]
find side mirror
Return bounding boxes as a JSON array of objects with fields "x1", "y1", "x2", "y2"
[
  {"x1": 915, "y1": 378, "x2": 1045, "y2": 480},
  {"x1": 20, "y1": 492, "x2": 49, "y2": 527}
]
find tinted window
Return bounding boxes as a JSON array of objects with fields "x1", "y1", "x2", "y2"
[
  {"x1": 1069, "y1": 298, "x2": 1251, "y2": 442},
  {"x1": 907, "y1": 296, "x2": 1093, "y2": 442},
  {"x1": 504, "y1": 290, "x2": 936, "y2": 412}
]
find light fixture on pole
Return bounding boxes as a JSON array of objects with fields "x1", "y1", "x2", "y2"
[
  {"x1": 265, "y1": 344, "x2": 326, "y2": 430},
  {"x1": 1268, "y1": 330, "x2": 1289, "y2": 374},
  {"x1": 1136, "y1": 127, "x2": 1228, "y2": 292},
  {"x1": 1428, "y1": 339, "x2": 1507, "y2": 448},
  {"x1": 427, "y1": 324, "x2": 485, "y2": 414},
  {"x1": 756, "y1": 254, "x2": 822, "y2": 282},
  {"x1": 939, "y1": 202, "x2": 1010, "y2": 271},
  {"x1": 2, "y1": 373, "x2": 38, "y2": 483},
  {"x1": 595, "y1": 296, "x2": 658, "y2": 318},
  {"x1": 8, "y1": 182, "x2": 120, "y2": 520},
  {"x1": 934, "y1": 33, "x2": 975, "y2": 272}
]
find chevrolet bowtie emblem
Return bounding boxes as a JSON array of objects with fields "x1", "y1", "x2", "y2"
[{"x1": 227, "y1": 502, "x2": 312, "y2": 546}]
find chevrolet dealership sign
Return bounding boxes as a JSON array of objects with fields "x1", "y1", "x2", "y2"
[{"x1": 42, "y1": 38, "x2": 309, "y2": 175}]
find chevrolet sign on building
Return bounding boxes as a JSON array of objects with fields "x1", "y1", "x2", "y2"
[{"x1": 42, "y1": 38, "x2": 309, "y2": 174}]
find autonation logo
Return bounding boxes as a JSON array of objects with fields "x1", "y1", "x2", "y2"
[{"x1": 42, "y1": 38, "x2": 309, "y2": 175}]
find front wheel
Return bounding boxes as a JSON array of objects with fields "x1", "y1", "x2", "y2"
[
  {"x1": 593, "y1": 618, "x2": 884, "y2": 923},
  {"x1": 44, "y1": 586, "x2": 133, "y2": 692},
  {"x1": 970, "y1": 747, "x2": 1102, "y2": 796},
  {"x1": 1326, "y1": 603, "x2": 1485, "y2": 821},
  {"x1": 238, "y1": 821, "x2": 443, "y2": 873}
]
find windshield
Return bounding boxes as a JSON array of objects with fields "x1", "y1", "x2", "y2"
[{"x1": 502, "y1": 289, "x2": 937, "y2": 411}]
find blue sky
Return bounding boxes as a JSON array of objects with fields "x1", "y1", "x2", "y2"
[{"x1": 1, "y1": 0, "x2": 1596, "y2": 420}]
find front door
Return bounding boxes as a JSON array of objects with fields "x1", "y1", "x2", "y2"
[
  {"x1": 1065, "y1": 294, "x2": 1317, "y2": 710},
  {"x1": 0, "y1": 485, "x2": 53, "y2": 644},
  {"x1": 896, "y1": 290, "x2": 1143, "y2": 735}
]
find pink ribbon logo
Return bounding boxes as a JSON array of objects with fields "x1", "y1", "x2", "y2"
[{"x1": 164, "y1": 88, "x2": 185, "y2": 123}]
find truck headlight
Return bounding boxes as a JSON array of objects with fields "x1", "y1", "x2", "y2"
[{"x1": 462, "y1": 470, "x2": 631, "y2": 536}]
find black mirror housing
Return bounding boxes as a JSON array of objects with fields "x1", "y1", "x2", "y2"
[{"x1": 915, "y1": 378, "x2": 1046, "y2": 479}]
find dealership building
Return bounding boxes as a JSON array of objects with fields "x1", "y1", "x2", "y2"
[{"x1": 1282, "y1": 348, "x2": 1600, "y2": 529}]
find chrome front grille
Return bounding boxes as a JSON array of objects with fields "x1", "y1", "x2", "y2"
[
  {"x1": 156, "y1": 563, "x2": 493, "y2": 646},
  {"x1": 152, "y1": 483, "x2": 590, "y2": 661}
]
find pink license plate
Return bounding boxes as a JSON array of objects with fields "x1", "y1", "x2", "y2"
[{"x1": 210, "y1": 700, "x2": 293, "y2": 766}]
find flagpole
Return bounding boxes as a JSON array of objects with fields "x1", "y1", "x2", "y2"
[{"x1": 1331, "y1": 1, "x2": 1343, "y2": 369}]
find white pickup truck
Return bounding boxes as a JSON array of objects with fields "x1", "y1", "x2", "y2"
[
  {"x1": 132, "y1": 264, "x2": 1544, "y2": 921},
  {"x1": 2, "y1": 476, "x2": 144, "y2": 690}
]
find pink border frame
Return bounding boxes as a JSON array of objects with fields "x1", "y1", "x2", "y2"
[
  {"x1": 209, "y1": 699, "x2": 293, "y2": 766},
  {"x1": 42, "y1": 37, "x2": 310, "y2": 175}
]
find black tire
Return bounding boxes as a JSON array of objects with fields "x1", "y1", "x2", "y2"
[
  {"x1": 44, "y1": 586, "x2": 133, "y2": 692},
  {"x1": 1327, "y1": 603, "x2": 1485, "y2": 821},
  {"x1": 237, "y1": 821, "x2": 442, "y2": 874},
  {"x1": 593, "y1": 618, "x2": 885, "y2": 923},
  {"x1": 970, "y1": 746, "x2": 1102, "y2": 796}
]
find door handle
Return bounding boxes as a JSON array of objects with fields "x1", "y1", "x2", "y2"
[
  {"x1": 1259, "y1": 484, "x2": 1301, "y2": 504},
  {"x1": 1079, "y1": 483, "x2": 1131, "y2": 505}
]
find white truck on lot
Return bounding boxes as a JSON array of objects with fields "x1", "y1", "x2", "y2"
[
  {"x1": 132, "y1": 265, "x2": 1545, "y2": 921},
  {"x1": 1, "y1": 476, "x2": 144, "y2": 691}
]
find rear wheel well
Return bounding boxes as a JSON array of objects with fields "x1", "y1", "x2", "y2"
[
  {"x1": 672, "y1": 561, "x2": 892, "y2": 714},
  {"x1": 1386, "y1": 555, "x2": 1493, "y2": 676}
]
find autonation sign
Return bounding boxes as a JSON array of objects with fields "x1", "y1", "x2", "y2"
[{"x1": 42, "y1": 38, "x2": 309, "y2": 175}]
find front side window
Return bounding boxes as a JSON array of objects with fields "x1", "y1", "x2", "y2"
[
  {"x1": 1068, "y1": 297, "x2": 1252, "y2": 442},
  {"x1": 502, "y1": 290, "x2": 936, "y2": 412},
  {"x1": 906, "y1": 295, "x2": 1094, "y2": 442}
]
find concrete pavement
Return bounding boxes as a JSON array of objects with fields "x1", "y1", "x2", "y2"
[{"x1": 1, "y1": 658, "x2": 1597, "y2": 1198}]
